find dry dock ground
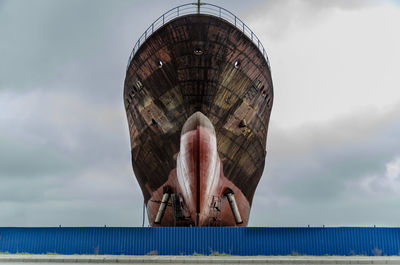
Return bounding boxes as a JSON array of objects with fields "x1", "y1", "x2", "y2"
[{"x1": 1, "y1": 255, "x2": 400, "y2": 264}]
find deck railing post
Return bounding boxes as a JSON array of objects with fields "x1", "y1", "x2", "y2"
[{"x1": 127, "y1": 3, "x2": 271, "y2": 72}]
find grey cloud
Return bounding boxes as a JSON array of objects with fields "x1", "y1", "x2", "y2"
[
  {"x1": 250, "y1": 104, "x2": 400, "y2": 226},
  {"x1": 0, "y1": 0, "x2": 268, "y2": 226},
  {"x1": 0, "y1": 135, "x2": 77, "y2": 178},
  {"x1": 0, "y1": 196, "x2": 143, "y2": 227},
  {"x1": 245, "y1": 0, "x2": 380, "y2": 40},
  {"x1": 1, "y1": 0, "x2": 399, "y2": 228},
  {"x1": 301, "y1": 0, "x2": 377, "y2": 11},
  {"x1": 0, "y1": 0, "x2": 191, "y2": 94}
]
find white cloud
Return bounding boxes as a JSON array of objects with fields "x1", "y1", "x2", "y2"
[
  {"x1": 247, "y1": 0, "x2": 400, "y2": 128},
  {"x1": 386, "y1": 157, "x2": 400, "y2": 180},
  {"x1": 349, "y1": 156, "x2": 400, "y2": 194}
]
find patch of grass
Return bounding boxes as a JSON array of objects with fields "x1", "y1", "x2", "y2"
[
  {"x1": 372, "y1": 248, "x2": 382, "y2": 256},
  {"x1": 146, "y1": 250, "x2": 158, "y2": 256},
  {"x1": 209, "y1": 251, "x2": 231, "y2": 256}
]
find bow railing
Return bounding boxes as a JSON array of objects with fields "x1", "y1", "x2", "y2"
[{"x1": 127, "y1": 3, "x2": 271, "y2": 71}]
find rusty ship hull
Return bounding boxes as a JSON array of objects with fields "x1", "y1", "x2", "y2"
[{"x1": 124, "y1": 9, "x2": 273, "y2": 226}]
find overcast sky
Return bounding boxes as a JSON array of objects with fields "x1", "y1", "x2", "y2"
[{"x1": 1, "y1": 0, "x2": 400, "y2": 227}]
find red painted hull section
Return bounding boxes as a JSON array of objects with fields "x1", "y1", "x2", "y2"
[{"x1": 147, "y1": 113, "x2": 250, "y2": 226}]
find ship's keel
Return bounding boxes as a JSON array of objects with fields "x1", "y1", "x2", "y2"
[{"x1": 146, "y1": 112, "x2": 250, "y2": 226}]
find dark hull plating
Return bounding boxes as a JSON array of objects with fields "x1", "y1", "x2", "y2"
[{"x1": 124, "y1": 14, "x2": 273, "y2": 226}]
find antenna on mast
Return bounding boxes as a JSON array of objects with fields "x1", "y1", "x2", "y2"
[{"x1": 197, "y1": 0, "x2": 201, "y2": 14}]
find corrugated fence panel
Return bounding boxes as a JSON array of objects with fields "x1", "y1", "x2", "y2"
[{"x1": 0, "y1": 227, "x2": 399, "y2": 256}]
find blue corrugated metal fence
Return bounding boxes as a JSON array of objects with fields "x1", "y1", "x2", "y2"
[{"x1": 0, "y1": 227, "x2": 399, "y2": 256}]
